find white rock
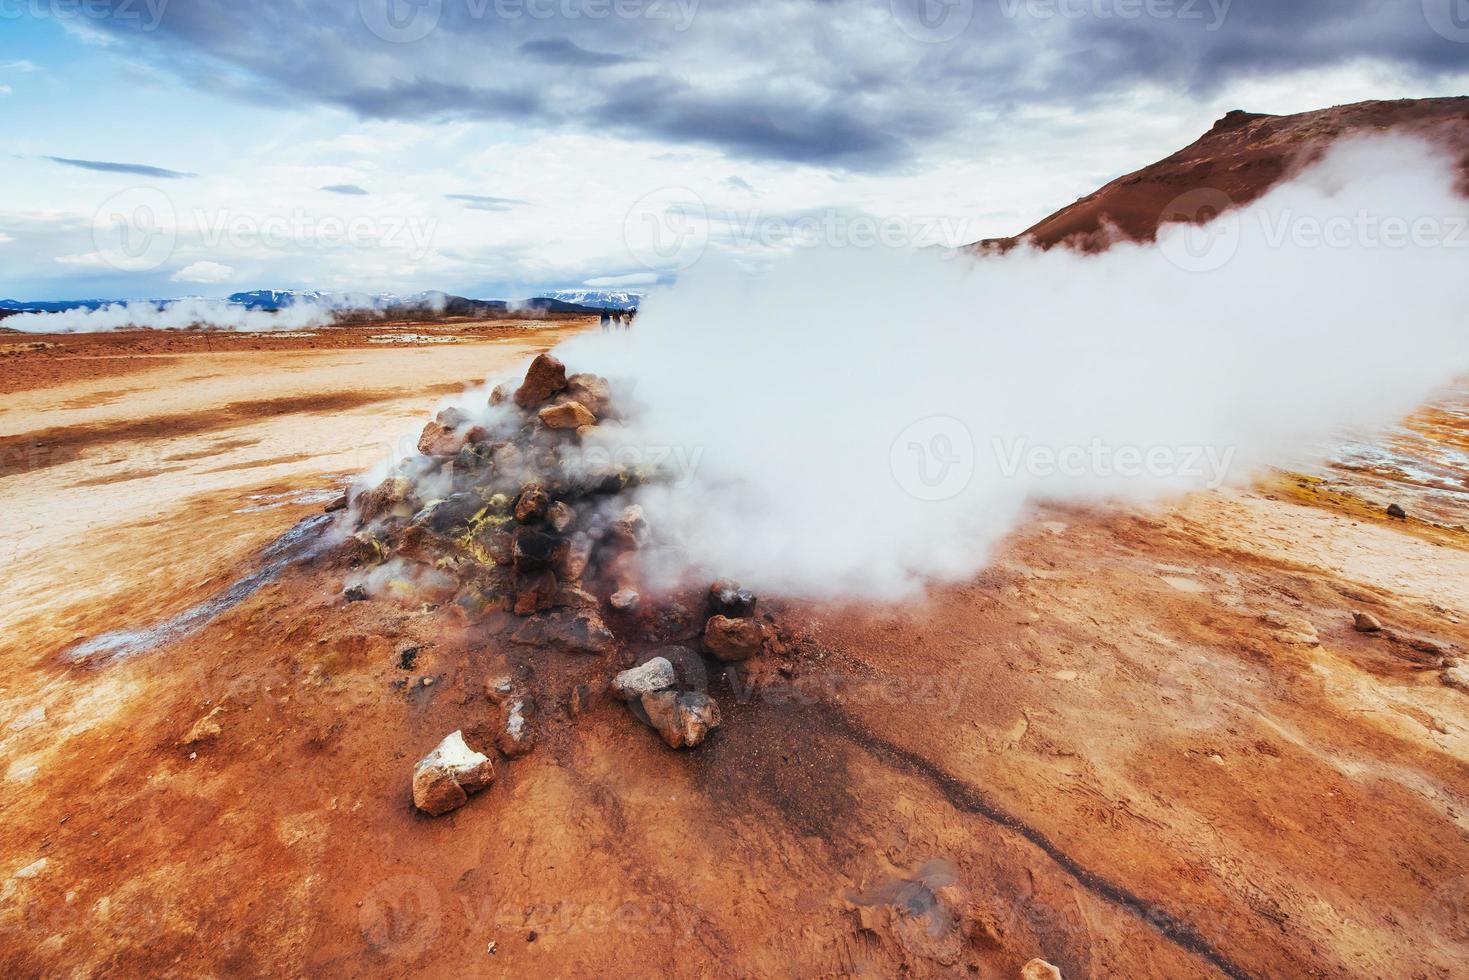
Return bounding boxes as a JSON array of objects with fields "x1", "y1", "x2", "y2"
[
  {"x1": 412, "y1": 731, "x2": 495, "y2": 816},
  {"x1": 14, "y1": 858, "x2": 48, "y2": 880},
  {"x1": 1021, "y1": 959, "x2": 1062, "y2": 980},
  {"x1": 611, "y1": 657, "x2": 676, "y2": 701}
]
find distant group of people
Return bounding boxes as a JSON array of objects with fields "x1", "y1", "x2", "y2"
[{"x1": 600, "y1": 309, "x2": 637, "y2": 333}]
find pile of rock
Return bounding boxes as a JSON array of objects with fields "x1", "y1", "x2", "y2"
[
  {"x1": 351, "y1": 353, "x2": 646, "y2": 646},
  {"x1": 350, "y1": 355, "x2": 788, "y2": 815}
]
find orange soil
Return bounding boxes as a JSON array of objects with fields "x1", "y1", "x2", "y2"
[{"x1": 1, "y1": 320, "x2": 1466, "y2": 978}]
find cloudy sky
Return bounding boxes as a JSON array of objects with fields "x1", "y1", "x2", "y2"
[{"x1": 2, "y1": 0, "x2": 1466, "y2": 300}]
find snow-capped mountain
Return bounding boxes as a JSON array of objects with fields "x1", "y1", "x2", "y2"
[{"x1": 543, "y1": 289, "x2": 643, "y2": 310}]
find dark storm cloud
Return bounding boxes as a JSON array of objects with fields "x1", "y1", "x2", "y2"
[
  {"x1": 82, "y1": 0, "x2": 1469, "y2": 170},
  {"x1": 321, "y1": 184, "x2": 370, "y2": 195},
  {"x1": 445, "y1": 193, "x2": 530, "y2": 211},
  {"x1": 44, "y1": 156, "x2": 196, "y2": 178}
]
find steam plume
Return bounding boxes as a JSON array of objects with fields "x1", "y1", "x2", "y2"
[
  {"x1": 542, "y1": 135, "x2": 1469, "y2": 599},
  {"x1": 6, "y1": 298, "x2": 332, "y2": 333}
]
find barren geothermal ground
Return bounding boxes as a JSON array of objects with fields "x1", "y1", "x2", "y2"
[{"x1": 2, "y1": 318, "x2": 1469, "y2": 979}]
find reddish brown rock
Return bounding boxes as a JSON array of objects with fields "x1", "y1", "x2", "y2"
[
  {"x1": 709, "y1": 579, "x2": 757, "y2": 618},
  {"x1": 704, "y1": 614, "x2": 765, "y2": 662},
  {"x1": 640, "y1": 690, "x2": 721, "y2": 749},
  {"x1": 1353, "y1": 611, "x2": 1383, "y2": 633},
  {"x1": 514, "y1": 569, "x2": 558, "y2": 616},
  {"x1": 562, "y1": 373, "x2": 612, "y2": 416},
  {"x1": 509, "y1": 610, "x2": 616, "y2": 656},
  {"x1": 557, "y1": 532, "x2": 594, "y2": 584},
  {"x1": 412, "y1": 730, "x2": 495, "y2": 816},
  {"x1": 513, "y1": 354, "x2": 567, "y2": 409},
  {"x1": 539, "y1": 401, "x2": 597, "y2": 430},
  {"x1": 514, "y1": 485, "x2": 550, "y2": 524},
  {"x1": 417, "y1": 407, "x2": 470, "y2": 457}
]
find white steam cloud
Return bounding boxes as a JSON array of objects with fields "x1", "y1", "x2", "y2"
[
  {"x1": 5, "y1": 298, "x2": 333, "y2": 333},
  {"x1": 546, "y1": 135, "x2": 1469, "y2": 599}
]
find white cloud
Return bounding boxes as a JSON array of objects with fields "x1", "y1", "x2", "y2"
[
  {"x1": 171, "y1": 260, "x2": 236, "y2": 284},
  {"x1": 0, "y1": 60, "x2": 40, "y2": 72},
  {"x1": 0, "y1": 86, "x2": 11, "y2": 96},
  {"x1": 0, "y1": 232, "x2": 13, "y2": 244},
  {"x1": 585, "y1": 273, "x2": 658, "y2": 288},
  {"x1": 53, "y1": 252, "x2": 111, "y2": 269}
]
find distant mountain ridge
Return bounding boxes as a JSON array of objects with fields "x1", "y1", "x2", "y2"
[{"x1": 0, "y1": 288, "x2": 640, "y2": 321}]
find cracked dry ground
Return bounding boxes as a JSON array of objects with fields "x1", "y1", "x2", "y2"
[{"x1": 2, "y1": 326, "x2": 1467, "y2": 978}]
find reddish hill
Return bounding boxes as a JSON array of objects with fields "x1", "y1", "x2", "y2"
[{"x1": 972, "y1": 97, "x2": 1469, "y2": 254}]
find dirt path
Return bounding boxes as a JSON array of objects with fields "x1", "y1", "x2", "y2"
[{"x1": 1, "y1": 324, "x2": 1466, "y2": 978}]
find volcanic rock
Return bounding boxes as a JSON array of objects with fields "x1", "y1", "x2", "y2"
[
  {"x1": 539, "y1": 401, "x2": 597, "y2": 430},
  {"x1": 324, "y1": 493, "x2": 349, "y2": 513},
  {"x1": 1353, "y1": 611, "x2": 1383, "y2": 633},
  {"x1": 554, "y1": 584, "x2": 600, "y2": 611},
  {"x1": 355, "y1": 474, "x2": 416, "y2": 525},
  {"x1": 513, "y1": 353, "x2": 567, "y2": 409},
  {"x1": 180, "y1": 706, "x2": 224, "y2": 746},
  {"x1": 412, "y1": 730, "x2": 495, "y2": 816},
  {"x1": 611, "y1": 588, "x2": 640, "y2": 611},
  {"x1": 423, "y1": 492, "x2": 483, "y2": 533},
  {"x1": 640, "y1": 690, "x2": 721, "y2": 749},
  {"x1": 709, "y1": 580, "x2": 757, "y2": 618},
  {"x1": 495, "y1": 696, "x2": 536, "y2": 758},
  {"x1": 510, "y1": 610, "x2": 616, "y2": 656},
  {"x1": 489, "y1": 383, "x2": 509, "y2": 406},
  {"x1": 485, "y1": 671, "x2": 525, "y2": 704},
  {"x1": 1387, "y1": 503, "x2": 1407, "y2": 519},
  {"x1": 514, "y1": 569, "x2": 558, "y2": 616},
  {"x1": 343, "y1": 585, "x2": 369, "y2": 603},
  {"x1": 649, "y1": 645, "x2": 709, "y2": 692},
  {"x1": 1021, "y1": 960, "x2": 1063, "y2": 980},
  {"x1": 563, "y1": 373, "x2": 612, "y2": 416},
  {"x1": 512, "y1": 526, "x2": 562, "y2": 572},
  {"x1": 514, "y1": 485, "x2": 550, "y2": 524},
  {"x1": 557, "y1": 533, "x2": 594, "y2": 583},
  {"x1": 418, "y1": 407, "x2": 470, "y2": 457},
  {"x1": 704, "y1": 614, "x2": 765, "y2": 662},
  {"x1": 1442, "y1": 664, "x2": 1469, "y2": 692},
  {"x1": 612, "y1": 657, "x2": 676, "y2": 701}
]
